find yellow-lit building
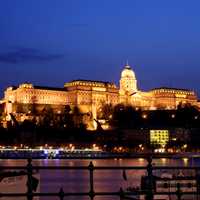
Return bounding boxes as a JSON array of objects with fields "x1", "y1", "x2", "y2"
[
  {"x1": 1, "y1": 64, "x2": 200, "y2": 129},
  {"x1": 150, "y1": 130, "x2": 169, "y2": 146},
  {"x1": 119, "y1": 64, "x2": 199, "y2": 110}
]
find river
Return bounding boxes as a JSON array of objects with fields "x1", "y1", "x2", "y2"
[{"x1": 1, "y1": 158, "x2": 200, "y2": 200}]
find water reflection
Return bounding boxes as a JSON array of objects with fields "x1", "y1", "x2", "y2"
[
  {"x1": 1, "y1": 158, "x2": 199, "y2": 200},
  {"x1": 182, "y1": 157, "x2": 189, "y2": 165}
]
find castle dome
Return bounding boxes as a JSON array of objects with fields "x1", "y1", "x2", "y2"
[{"x1": 121, "y1": 64, "x2": 136, "y2": 79}]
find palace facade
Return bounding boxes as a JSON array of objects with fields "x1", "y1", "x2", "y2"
[{"x1": 1, "y1": 64, "x2": 199, "y2": 129}]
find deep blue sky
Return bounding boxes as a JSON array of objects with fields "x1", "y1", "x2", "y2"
[{"x1": 0, "y1": 0, "x2": 200, "y2": 97}]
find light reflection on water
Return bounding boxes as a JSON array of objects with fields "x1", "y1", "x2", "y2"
[{"x1": 1, "y1": 158, "x2": 199, "y2": 200}]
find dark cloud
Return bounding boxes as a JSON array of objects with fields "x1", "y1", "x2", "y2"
[{"x1": 0, "y1": 48, "x2": 64, "y2": 64}]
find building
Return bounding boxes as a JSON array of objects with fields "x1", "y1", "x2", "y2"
[
  {"x1": 150, "y1": 130, "x2": 169, "y2": 147},
  {"x1": 119, "y1": 64, "x2": 199, "y2": 110},
  {"x1": 1, "y1": 64, "x2": 200, "y2": 129}
]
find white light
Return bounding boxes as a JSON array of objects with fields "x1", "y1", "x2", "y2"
[
  {"x1": 44, "y1": 150, "x2": 48, "y2": 154},
  {"x1": 55, "y1": 150, "x2": 59, "y2": 155}
]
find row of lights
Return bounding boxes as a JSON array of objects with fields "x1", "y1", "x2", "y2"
[
  {"x1": 142, "y1": 114, "x2": 199, "y2": 120},
  {"x1": 0, "y1": 143, "x2": 101, "y2": 152}
]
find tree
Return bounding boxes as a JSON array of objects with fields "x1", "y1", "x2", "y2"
[
  {"x1": 20, "y1": 119, "x2": 36, "y2": 146},
  {"x1": 98, "y1": 103, "x2": 114, "y2": 120},
  {"x1": 72, "y1": 106, "x2": 83, "y2": 128},
  {"x1": 176, "y1": 103, "x2": 199, "y2": 128},
  {"x1": 62, "y1": 105, "x2": 74, "y2": 129},
  {"x1": 40, "y1": 105, "x2": 55, "y2": 128},
  {"x1": 111, "y1": 104, "x2": 141, "y2": 129}
]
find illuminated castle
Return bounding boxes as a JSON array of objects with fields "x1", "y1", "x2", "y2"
[
  {"x1": 119, "y1": 64, "x2": 198, "y2": 110},
  {"x1": 2, "y1": 64, "x2": 199, "y2": 129}
]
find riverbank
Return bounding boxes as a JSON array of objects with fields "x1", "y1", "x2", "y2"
[{"x1": 0, "y1": 149, "x2": 200, "y2": 159}]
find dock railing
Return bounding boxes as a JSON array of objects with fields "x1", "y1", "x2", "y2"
[{"x1": 0, "y1": 157, "x2": 200, "y2": 200}]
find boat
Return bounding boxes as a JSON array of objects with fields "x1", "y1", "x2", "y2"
[
  {"x1": 122, "y1": 171, "x2": 199, "y2": 200},
  {"x1": 0, "y1": 170, "x2": 40, "y2": 200},
  {"x1": 140, "y1": 171, "x2": 198, "y2": 200}
]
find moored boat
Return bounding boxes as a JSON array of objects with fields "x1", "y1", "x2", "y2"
[
  {"x1": 122, "y1": 171, "x2": 199, "y2": 200},
  {"x1": 0, "y1": 171, "x2": 40, "y2": 200}
]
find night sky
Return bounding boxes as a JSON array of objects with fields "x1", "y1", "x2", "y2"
[{"x1": 1, "y1": 0, "x2": 200, "y2": 97}]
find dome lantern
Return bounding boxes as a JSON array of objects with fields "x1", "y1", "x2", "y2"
[
  {"x1": 120, "y1": 64, "x2": 137, "y2": 95},
  {"x1": 121, "y1": 64, "x2": 136, "y2": 79}
]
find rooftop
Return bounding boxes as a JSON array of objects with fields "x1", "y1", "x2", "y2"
[
  {"x1": 150, "y1": 87, "x2": 193, "y2": 92},
  {"x1": 34, "y1": 86, "x2": 66, "y2": 91},
  {"x1": 65, "y1": 79, "x2": 117, "y2": 88},
  {"x1": 68, "y1": 79, "x2": 115, "y2": 85}
]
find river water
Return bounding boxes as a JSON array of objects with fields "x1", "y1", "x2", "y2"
[{"x1": 1, "y1": 158, "x2": 200, "y2": 200}]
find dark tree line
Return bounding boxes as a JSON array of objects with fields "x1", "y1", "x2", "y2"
[
  {"x1": 0, "y1": 105, "x2": 94, "y2": 146},
  {"x1": 98, "y1": 103, "x2": 200, "y2": 129},
  {"x1": 0, "y1": 102, "x2": 200, "y2": 148}
]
